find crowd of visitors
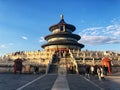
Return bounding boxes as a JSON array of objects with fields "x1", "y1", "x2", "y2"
[
  {"x1": 85, "y1": 65, "x2": 108, "y2": 81},
  {"x1": 53, "y1": 50, "x2": 70, "y2": 58}
]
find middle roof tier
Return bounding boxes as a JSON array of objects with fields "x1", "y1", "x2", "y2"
[{"x1": 45, "y1": 32, "x2": 81, "y2": 41}]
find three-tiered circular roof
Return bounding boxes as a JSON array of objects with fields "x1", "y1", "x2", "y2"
[{"x1": 41, "y1": 15, "x2": 84, "y2": 49}]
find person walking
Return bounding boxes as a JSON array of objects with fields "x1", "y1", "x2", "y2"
[
  {"x1": 85, "y1": 65, "x2": 90, "y2": 79},
  {"x1": 97, "y1": 67, "x2": 101, "y2": 81},
  {"x1": 90, "y1": 65, "x2": 94, "y2": 75},
  {"x1": 100, "y1": 66, "x2": 105, "y2": 80}
]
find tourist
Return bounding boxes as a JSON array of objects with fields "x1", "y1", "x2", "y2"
[
  {"x1": 94, "y1": 65, "x2": 98, "y2": 75},
  {"x1": 34, "y1": 66, "x2": 39, "y2": 74},
  {"x1": 100, "y1": 66, "x2": 105, "y2": 80},
  {"x1": 90, "y1": 65, "x2": 94, "y2": 75},
  {"x1": 85, "y1": 65, "x2": 90, "y2": 79},
  {"x1": 104, "y1": 66, "x2": 108, "y2": 76},
  {"x1": 97, "y1": 67, "x2": 101, "y2": 80}
]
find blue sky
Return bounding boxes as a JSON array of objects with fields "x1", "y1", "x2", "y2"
[{"x1": 0, "y1": 0, "x2": 120, "y2": 56}]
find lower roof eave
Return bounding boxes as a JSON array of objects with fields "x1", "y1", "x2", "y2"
[{"x1": 41, "y1": 43, "x2": 84, "y2": 49}]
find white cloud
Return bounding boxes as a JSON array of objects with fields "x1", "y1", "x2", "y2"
[
  {"x1": 84, "y1": 27, "x2": 103, "y2": 31},
  {"x1": 0, "y1": 43, "x2": 15, "y2": 49},
  {"x1": 79, "y1": 27, "x2": 104, "y2": 36},
  {"x1": 114, "y1": 31, "x2": 120, "y2": 36},
  {"x1": 0, "y1": 44, "x2": 7, "y2": 48},
  {"x1": 39, "y1": 37, "x2": 45, "y2": 42},
  {"x1": 80, "y1": 36, "x2": 111, "y2": 45},
  {"x1": 79, "y1": 24, "x2": 120, "y2": 45},
  {"x1": 21, "y1": 36, "x2": 28, "y2": 40},
  {"x1": 106, "y1": 24, "x2": 120, "y2": 36}
]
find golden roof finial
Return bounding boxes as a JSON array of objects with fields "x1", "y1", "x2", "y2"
[{"x1": 60, "y1": 14, "x2": 64, "y2": 20}]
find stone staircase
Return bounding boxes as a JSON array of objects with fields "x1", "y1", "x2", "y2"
[
  {"x1": 52, "y1": 58, "x2": 70, "y2": 90},
  {"x1": 47, "y1": 55, "x2": 59, "y2": 74},
  {"x1": 48, "y1": 58, "x2": 67, "y2": 74},
  {"x1": 48, "y1": 54, "x2": 78, "y2": 74},
  {"x1": 48, "y1": 64, "x2": 58, "y2": 74},
  {"x1": 58, "y1": 58, "x2": 67, "y2": 75}
]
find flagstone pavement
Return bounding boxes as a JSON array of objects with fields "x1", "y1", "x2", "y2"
[{"x1": 0, "y1": 72, "x2": 120, "y2": 90}]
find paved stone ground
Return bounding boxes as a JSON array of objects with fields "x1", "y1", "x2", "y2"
[
  {"x1": 0, "y1": 73, "x2": 57, "y2": 90},
  {"x1": 0, "y1": 73, "x2": 41, "y2": 90},
  {"x1": 88, "y1": 72, "x2": 120, "y2": 90},
  {"x1": 21, "y1": 74, "x2": 57, "y2": 90},
  {"x1": 67, "y1": 74, "x2": 102, "y2": 90},
  {"x1": 52, "y1": 74, "x2": 70, "y2": 90},
  {"x1": 0, "y1": 72, "x2": 120, "y2": 90}
]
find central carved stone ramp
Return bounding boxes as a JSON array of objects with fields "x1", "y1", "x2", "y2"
[
  {"x1": 58, "y1": 58, "x2": 67, "y2": 75},
  {"x1": 51, "y1": 58, "x2": 70, "y2": 90}
]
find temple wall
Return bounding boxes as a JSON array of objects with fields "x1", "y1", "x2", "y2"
[
  {"x1": 0, "y1": 65, "x2": 46, "y2": 74},
  {"x1": 1, "y1": 50, "x2": 120, "y2": 67}
]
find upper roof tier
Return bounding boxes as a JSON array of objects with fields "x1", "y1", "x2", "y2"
[{"x1": 49, "y1": 15, "x2": 76, "y2": 32}]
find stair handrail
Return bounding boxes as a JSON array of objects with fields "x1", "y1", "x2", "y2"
[
  {"x1": 46, "y1": 50, "x2": 56, "y2": 74},
  {"x1": 45, "y1": 59, "x2": 52, "y2": 74},
  {"x1": 69, "y1": 49, "x2": 79, "y2": 74}
]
